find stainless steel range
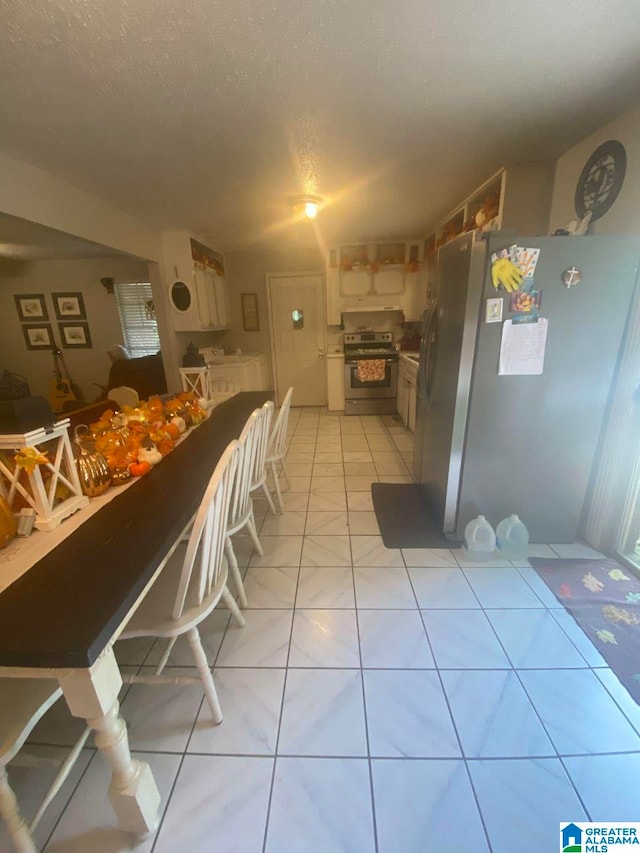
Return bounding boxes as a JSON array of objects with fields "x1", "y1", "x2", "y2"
[{"x1": 343, "y1": 332, "x2": 399, "y2": 415}]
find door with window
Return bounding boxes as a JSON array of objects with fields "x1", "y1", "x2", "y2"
[{"x1": 267, "y1": 273, "x2": 326, "y2": 406}]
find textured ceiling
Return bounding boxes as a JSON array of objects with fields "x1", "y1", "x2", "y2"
[
  {"x1": 0, "y1": 212, "x2": 125, "y2": 259},
  {"x1": 0, "y1": 0, "x2": 639, "y2": 251}
]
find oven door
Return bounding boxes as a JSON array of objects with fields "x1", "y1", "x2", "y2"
[{"x1": 344, "y1": 357, "x2": 398, "y2": 399}]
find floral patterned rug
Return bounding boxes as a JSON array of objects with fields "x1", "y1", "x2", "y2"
[{"x1": 530, "y1": 557, "x2": 640, "y2": 704}]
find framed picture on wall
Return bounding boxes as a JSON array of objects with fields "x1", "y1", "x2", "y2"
[
  {"x1": 22, "y1": 324, "x2": 54, "y2": 350},
  {"x1": 15, "y1": 293, "x2": 48, "y2": 322},
  {"x1": 59, "y1": 321, "x2": 92, "y2": 349},
  {"x1": 52, "y1": 292, "x2": 86, "y2": 320},
  {"x1": 241, "y1": 292, "x2": 259, "y2": 331}
]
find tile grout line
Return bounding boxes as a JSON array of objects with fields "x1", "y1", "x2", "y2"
[
  {"x1": 148, "y1": 567, "x2": 240, "y2": 852},
  {"x1": 514, "y1": 563, "x2": 640, "y2": 737},
  {"x1": 478, "y1": 563, "x2": 640, "y2": 760},
  {"x1": 149, "y1": 630, "x2": 218, "y2": 853},
  {"x1": 479, "y1": 599, "x2": 596, "y2": 822},
  {"x1": 406, "y1": 564, "x2": 495, "y2": 853},
  {"x1": 259, "y1": 519, "x2": 303, "y2": 853},
  {"x1": 155, "y1": 660, "x2": 615, "y2": 673},
  {"x1": 350, "y1": 524, "x2": 380, "y2": 853},
  {"x1": 198, "y1": 417, "x2": 622, "y2": 847},
  {"x1": 591, "y1": 674, "x2": 640, "y2": 739},
  {"x1": 149, "y1": 698, "x2": 205, "y2": 853},
  {"x1": 514, "y1": 566, "x2": 598, "y2": 670},
  {"x1": 45, "y1": 412, "x2": 637, "y2": 848},
  {"x1": 510, "y1": 668, "x2": 594, "y2": 822},
  {"x1": 42, "y1": 658, "x2": 152, "y2": 849},
  {"x1": 40, "y1": 746, "x2": 98, "y2": 851},
  {"x1": 128, "y1": 747, "x2": 640, "y2": 761}
]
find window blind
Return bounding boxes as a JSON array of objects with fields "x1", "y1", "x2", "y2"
[{"x1": 113, "y1": 282, "x2": 161, "y2": 358}]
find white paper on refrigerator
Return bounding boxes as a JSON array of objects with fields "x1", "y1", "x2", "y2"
[{"x1": 499, "y1": 318, "x2": 548, "y2": 375}]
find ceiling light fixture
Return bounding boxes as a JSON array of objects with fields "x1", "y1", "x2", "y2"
[{"x1": 293, "y1": 195, "x2": 323, "y2": 220}]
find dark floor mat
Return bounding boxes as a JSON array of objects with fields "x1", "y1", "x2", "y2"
[{"x1": 371, "y1": 483, "x2": 457, "y2": 549}]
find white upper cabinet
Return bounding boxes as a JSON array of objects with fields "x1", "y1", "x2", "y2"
[
  {"x1": 163, "y1": 230, "x2": 230, "y2": 332},
  {"x1": 198, "y1": 265, "x2": 230, "y2": 329},
  {"x1": 193, "y1": 264, "x2": 216, "y2": 328},
  {"x1": 327, "y1": 240, "x2": 422, "y2": 324},
  {"x1": 340, "y1": 269, "x2": 372, "y2": 296},
  {"x1": 337, "y1": 244, "x2": 372, "y2": 296},
  {"x1": 373, "y1": 243, "x2": 407, "y2": 295},
  {"x1": 337, "y1": 242, "x2": 410, "y2": 297},
  {"x1": 214, "y1": 274, "x2": 230, "y2": 329},
  {"x1": 425, "y1": 163, "x2": 554, "y2": 257},
  {"x1": 374, "y1": 268, "x2": 404, "y2": 295}
]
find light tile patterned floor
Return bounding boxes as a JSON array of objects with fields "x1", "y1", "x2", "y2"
[{"x1": 5, "y1": 408, "x2": 640, "y2": 853}]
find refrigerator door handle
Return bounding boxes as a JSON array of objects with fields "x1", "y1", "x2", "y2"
[
  {"x1": 425, "y1": 309, "x2": 438, "y2": 401},
  {"x1": 418, "y1": 319, "x2": 429, "y2": 393},
  {"x1": 420, "y1": 304, "x2": 436, "y2": 402}
]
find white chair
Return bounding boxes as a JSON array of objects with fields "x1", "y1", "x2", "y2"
[
  {"x1": 265, "y1": 387, "x2": 293, "y2": 514},
  {"x1": 210, "y1": 377, "x2": 239, "y2": 393},
  {"x1": 107, "y1": 386, "x2": 140, "y2": 409},
  {"x1": 0, "y1": 680, "x2": 90, "y2": 853},
  {"x1": 224, "y1": 402, "x2": 274, "y2": 607},
  {"x1": 118, "y1": 440, "x2": 245, "y2": 723},
  {"x1": 246, "y1": 400, "x2": 277, "y2": 516},
  {"x1": 179, "y1": 366, "x2": 211, "y2": 399}
]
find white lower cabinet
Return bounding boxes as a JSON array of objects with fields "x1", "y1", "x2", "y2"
[
  {"x1": 327, "y1": 354, "x2": 345, "y2": 411},
  {"x1": 207, "y1": 354, "x2": 268, "y2": 391},
  {"x1": 397, "y1": 357, "x2": 418, "y2": 431}
]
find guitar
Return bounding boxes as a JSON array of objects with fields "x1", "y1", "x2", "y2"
[{"x1": 49, "y1": 346, "x2": 84, "y2": 413}]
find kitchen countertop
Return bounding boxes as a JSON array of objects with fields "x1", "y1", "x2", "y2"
[
  {"x1": 207, "y1": 352, "x2": 265, "y2": 366},
  {"x1": 399, "y1": 351, "x2": 420, "y2": 366}
]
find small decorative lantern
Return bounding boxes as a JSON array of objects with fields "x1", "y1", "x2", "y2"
[
  {"x1": 182, "y1": 342, "x2": 205, "y2": 367},
  {"x1": 0, "y1": 418, "x2": 89, "y2": 531}
]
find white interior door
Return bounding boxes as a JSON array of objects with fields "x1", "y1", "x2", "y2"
[{"x1": 268, "y1": 273, "x2": 326, "y2": 406}]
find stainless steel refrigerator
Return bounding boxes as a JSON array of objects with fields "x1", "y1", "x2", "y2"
[{"x1": 413, "y1": 231, "x2": 640, "y2": 543}]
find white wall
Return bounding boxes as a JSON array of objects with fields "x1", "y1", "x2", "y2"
[
  {"x1": 0, "y1": 152, "x2": 199, "y2": 392},
  {"x1": 0, "y1": 254, "x2": 150, "y2": 403},
  {"x1": 549, "y1": 106, "x2": 640, "y2": 552},
  {"x1": 0, "y1": 151, "x2": 161, "y2": 261},
  {"x1": 0, "y1": 156, "x2": 332, "y2": 397},
  {"x1": 549, "y1": 107, "x2": 640, "y2": 234},
  {"x1": 223, "y1": 246, "x2": 325, "y2": 387}
]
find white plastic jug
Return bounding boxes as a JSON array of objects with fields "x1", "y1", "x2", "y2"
[
  {"x1": 463, "y1": 515, "x2": 496, "y2": 562},
  {"x1": 496, "y1": 514, "x2": 529, "y2": 561}
]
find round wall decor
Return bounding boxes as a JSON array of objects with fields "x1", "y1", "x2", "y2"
[{"x1": 574, "y1": 139, "x2": 626, "y2": 222}]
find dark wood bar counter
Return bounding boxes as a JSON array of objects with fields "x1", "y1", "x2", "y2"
[{"x1": 0, "y1": 391, "x2": 269, "y2": 670}]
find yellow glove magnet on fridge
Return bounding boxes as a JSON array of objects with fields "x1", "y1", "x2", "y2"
[{"x1": 491, "y1": 258, "x2": 524, "y2": 293}]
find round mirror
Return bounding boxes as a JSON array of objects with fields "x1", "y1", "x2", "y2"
[{"x1": 171, "y1": 281, "x2": 191, "y2": 312}]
